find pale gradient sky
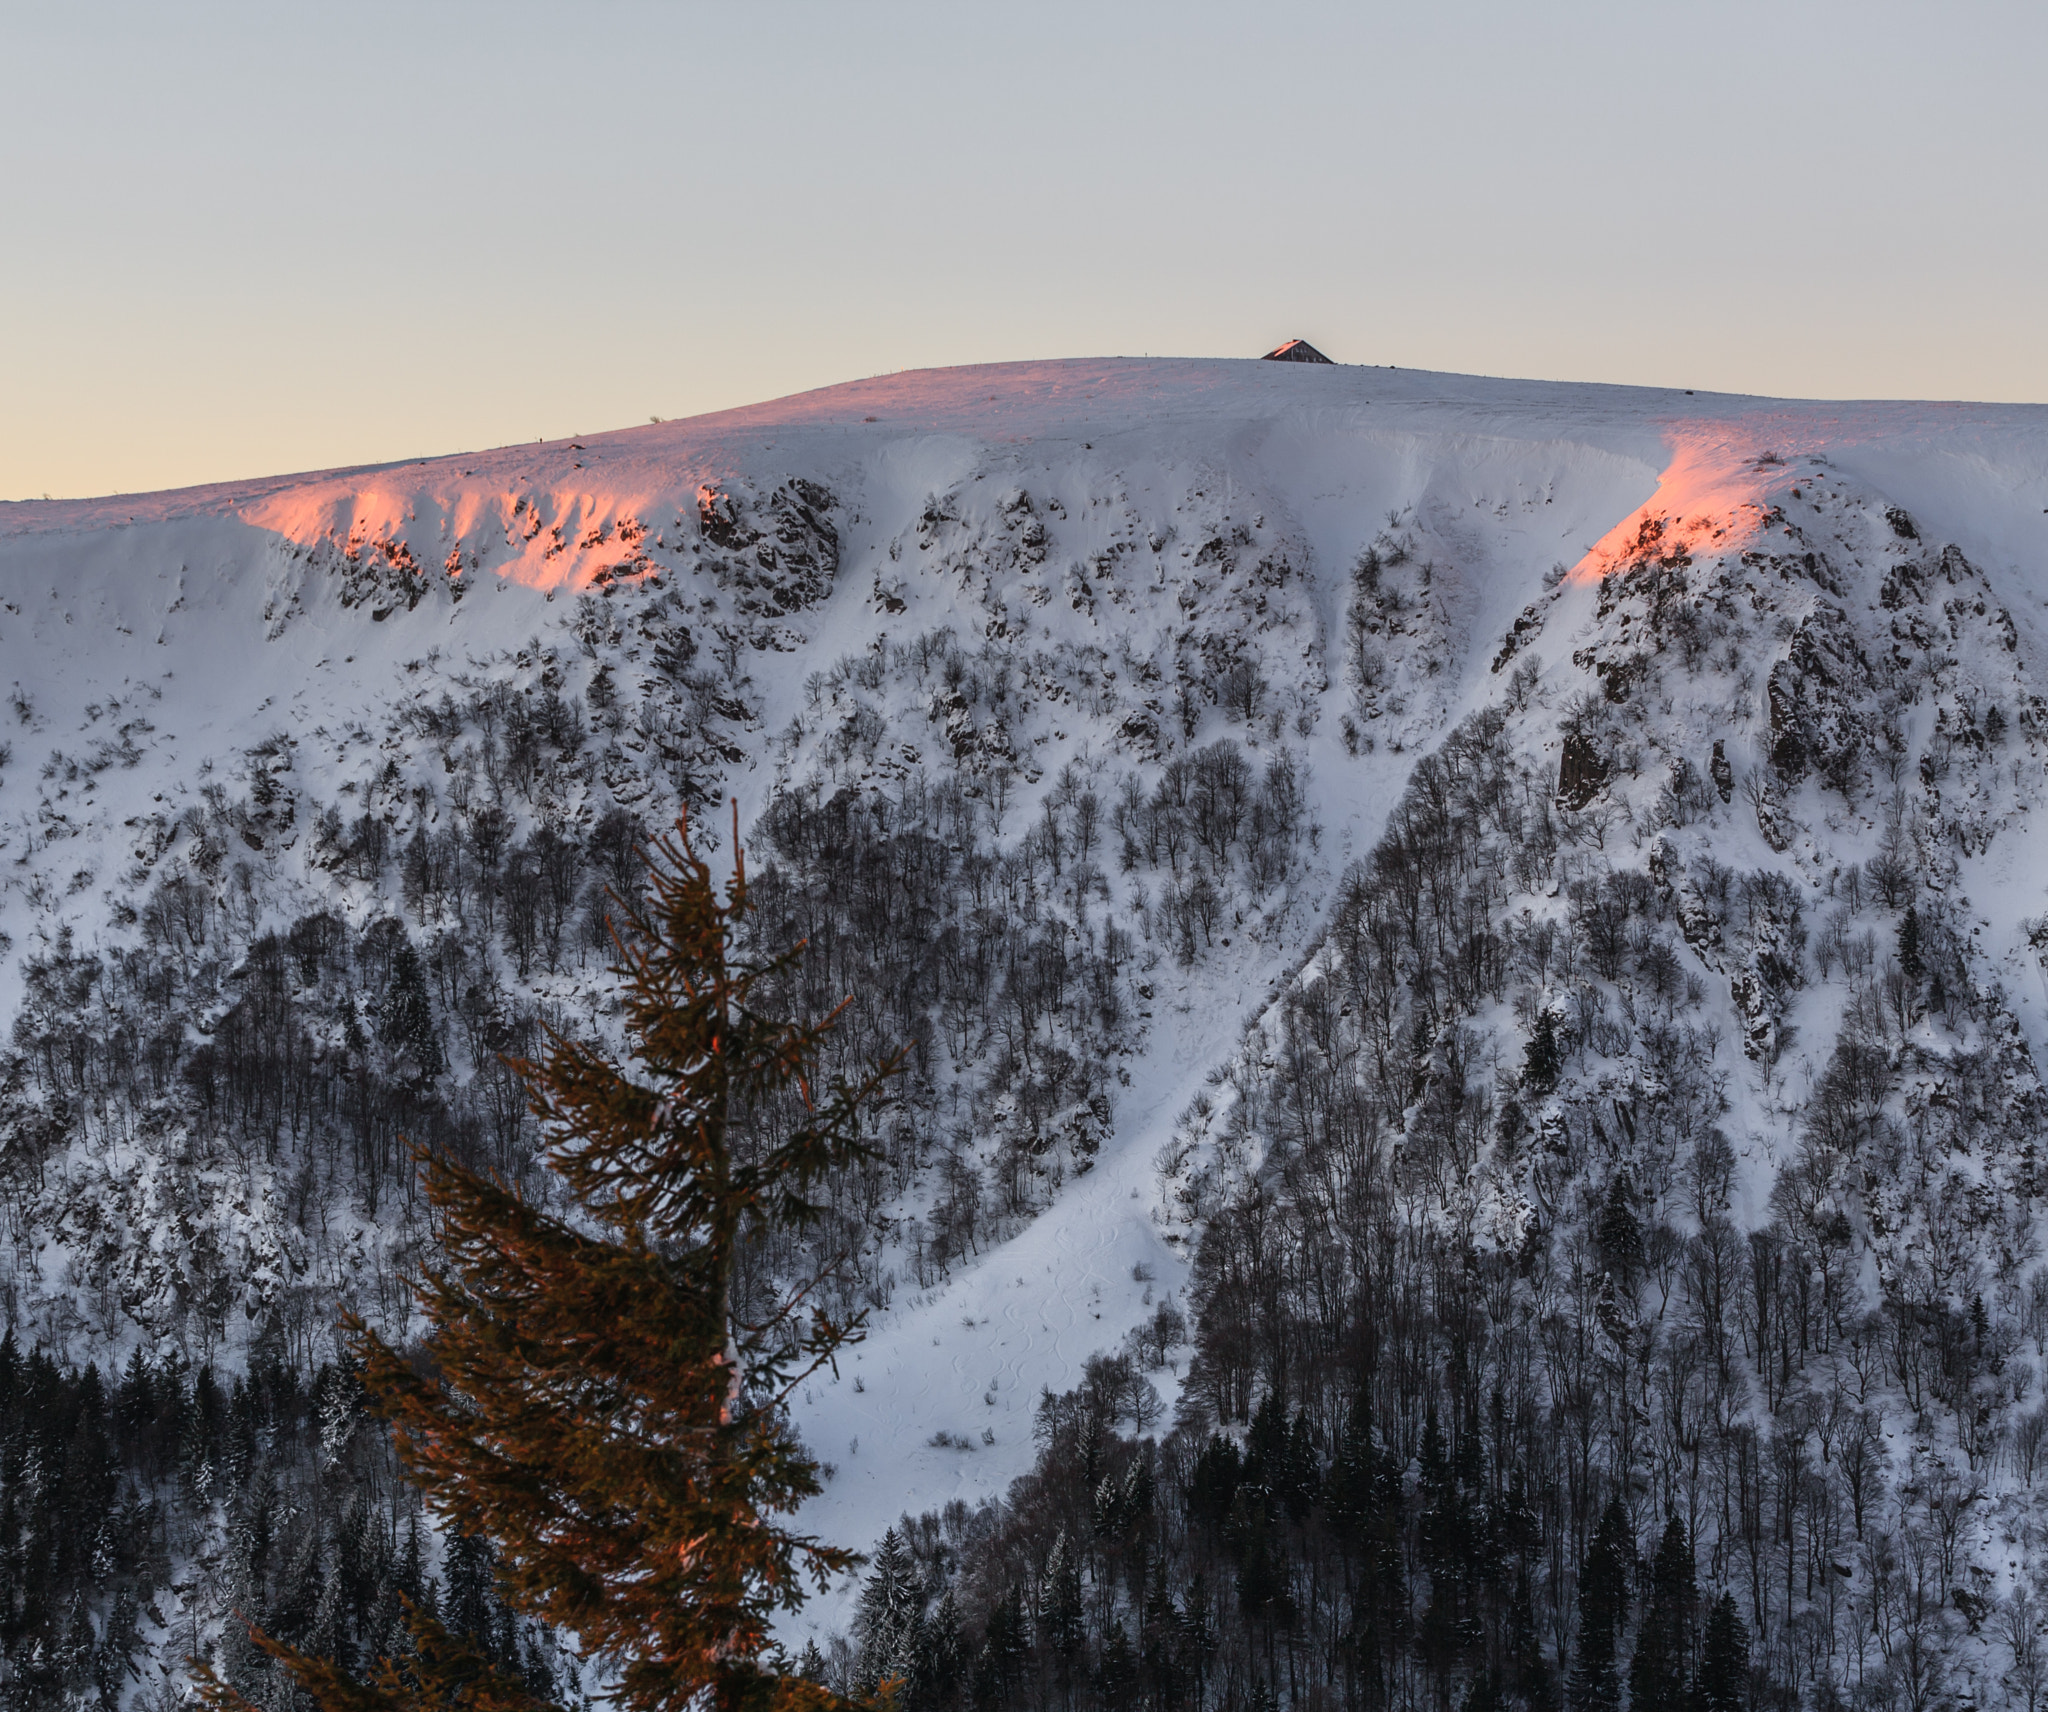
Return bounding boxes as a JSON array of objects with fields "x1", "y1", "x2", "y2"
[{"x1": 6, "y1": 0, "x2": 2045, "y2": 501}]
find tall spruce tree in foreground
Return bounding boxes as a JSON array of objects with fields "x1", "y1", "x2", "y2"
[{"x1": 199, "y1": 814, "x2": 901, "y2": 1712}]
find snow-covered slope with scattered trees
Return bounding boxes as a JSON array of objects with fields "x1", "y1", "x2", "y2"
[{"x1": 5, "y1": 357, "x2": 2048, "y2": 1709}]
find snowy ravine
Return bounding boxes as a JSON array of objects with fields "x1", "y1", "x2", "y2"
[{"x1": 6, "y1": 357, "x2": 2048, "y2": 1684}]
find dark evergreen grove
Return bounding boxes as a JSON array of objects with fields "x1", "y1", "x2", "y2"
[{"x1": 0, "y1": 1339, "x2": 558, "y2": 1712}]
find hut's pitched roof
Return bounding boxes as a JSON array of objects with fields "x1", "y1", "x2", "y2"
[{"x1": 1262, "y1": 339, "x2": 1334, "y2": 364}]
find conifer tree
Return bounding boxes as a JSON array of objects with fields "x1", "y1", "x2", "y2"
[
  {"x1": 443, "y1": 1531, "x2": 501, "y2": 1652},
  {"x1": 1463, "y1": 1667, "x2": 1505, "y2": 1712},
  {"x1": 1595, "y1": 1175, "x2": 1645, "y2": 1289},
  {"x1": 1698, "y1": 1592, "x2": 1749, "y2": 1712},
  {"x1": 976, "y1": 1588, "x2": 1030, "y2": 1708},
  {"x1": 1233, "y1": 1501, "x2": 1290, "y2": 1628},
  {"x1": 342, "y1": 989, "x2": 368, "y2": 1056},
  {"x1": 1095, "y1": 1622, "x2": 1136, "y2": 1709},
  {"x1": 1898, "y1": 904, "x2": 1924, "y2": 982},
  {"x1": 1041, "y1": 1529, "x2": 1086, "y2": 1658},
  {"x1": 1325, "y1": 1393, "x2": 1393, "y2": 1541},
  {"x1": 918, "y1": 1591, "x2": 966, "y2": 1712},
  {"x1": 1522, "y1": 1007, "x2": 1562, "y2": 1094},
  {"x1": 1140, "y1": 1562, "x2": 1182, "y2": 1710},
  {"x1": 1326, "y1": 1397, "x2": 1405, "y2": 1697},
  {"x1": 1242, "y1": 1390, "x2": 1290, "y2": 1506},
  {"x1": 199, "y1": 814, "x2": 900, "y2": 1712},
  {"x1": 1628, "y1": 1516, "x2": 1695, "y2": 1711},
  {"x1": 1416, "y1": 1402, "x2": 1471, "y2": 1684},
  {"x1": 855, "y1": 1528, "x2": 925, "y2": 1698},
  {"x1": 380, "y1": 939, "x2": 444, "y2": 1081},
  {"x1": 1278, "y1": 1412, "x2": 1320, "y2": 1522},
  {"x1": 795, "y1": 1643, "x2": 828, "y2": 1688},
  {"x1": 1568, "y1": 1498, "x2": 1631, "y2": 1712},
  {"x1": 1509, "y1": 1569, "x2": 1558, "y2": 1712}
]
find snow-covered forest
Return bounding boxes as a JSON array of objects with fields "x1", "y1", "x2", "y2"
[{"x1": 4, "y1": 357, "x2": 2048, "y2": 1710}]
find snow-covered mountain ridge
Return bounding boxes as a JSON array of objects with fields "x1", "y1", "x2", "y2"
[{"x1": 8, "y1": 357, "x2": 2048, "y2": 1703}]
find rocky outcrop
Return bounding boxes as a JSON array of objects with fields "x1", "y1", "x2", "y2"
[
  {"x1": 1766, "y1": 604, "x2": 1872, "y2": 786},
  {"x1": 696, "y1": 477, "x2": 839, "y2": 615},
  {"x1": 1557, "y1": 730, "x2": 1608, "y2": 809}
]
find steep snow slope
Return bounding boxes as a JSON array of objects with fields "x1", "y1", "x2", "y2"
[{"x1": 6, "y1": 358, "x2": 2048, "y2": 1649}]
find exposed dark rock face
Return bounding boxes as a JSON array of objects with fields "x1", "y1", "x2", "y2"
[
  {"x1": 1557, "y1": 729, "x2": 1608, "y2": 808},
  {"x1": 1766, "y1": 605, "x2": 1873, "y2": 785},
  {"x1": 696, "y1": 478, "x2": 840, "y2": 616}
]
